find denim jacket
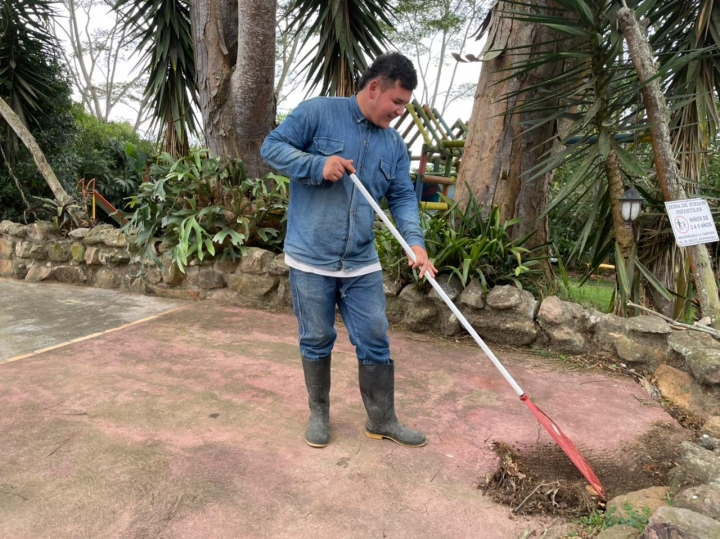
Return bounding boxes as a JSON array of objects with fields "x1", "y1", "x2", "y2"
[{"x1": 261, "y1": 95, "x2": 424, "y2": 272}]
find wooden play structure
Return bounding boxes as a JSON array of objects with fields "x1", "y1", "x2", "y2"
[{"x1": 393, "y1": 101, "x2": 468, "y2": 211}]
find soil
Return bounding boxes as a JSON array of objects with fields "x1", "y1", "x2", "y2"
[{"x1": 480, "y1": 421, "x2": 690, "y2": 517}]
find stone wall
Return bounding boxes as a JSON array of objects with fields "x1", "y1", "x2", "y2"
[{"x1": 1, "y1": 220, "x2": 719, "y2": 415}]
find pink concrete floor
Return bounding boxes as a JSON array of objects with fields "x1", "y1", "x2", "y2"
[{"x1": 0, "y1": 302, "x2": 676, "y2": 538}]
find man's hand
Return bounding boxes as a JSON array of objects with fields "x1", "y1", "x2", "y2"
[
  {"x1": 408, "y1": 245, "x2": 436, "y2": 279},
  {"x1": 323, "y1": 156, "x2": 355, "y2": 182}
]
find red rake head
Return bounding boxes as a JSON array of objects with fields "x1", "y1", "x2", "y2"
[{"x1": 520, "y1": 394, "x2": 606, "y2": 501}]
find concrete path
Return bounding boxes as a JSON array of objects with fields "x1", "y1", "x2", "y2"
[{"x1": 0, "y1": 280, "x2": 676, "y2": 538}]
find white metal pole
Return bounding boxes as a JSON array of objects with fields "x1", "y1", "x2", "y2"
[{"x1": 349, "y1": 173, "x2": 525, "y2": 397}]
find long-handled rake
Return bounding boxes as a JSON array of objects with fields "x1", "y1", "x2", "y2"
[{"x1": 349, "y1": 172, "x2": 606, "y2": 501}]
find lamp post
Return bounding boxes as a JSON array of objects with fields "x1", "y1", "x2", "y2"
[{"x1": 620, "y1": 187, "x2": 644, "y2": 227}]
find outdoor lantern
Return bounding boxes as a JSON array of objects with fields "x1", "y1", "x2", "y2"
[{"x1": 620, "y1": 187, "x2": 644, "y2": 225}]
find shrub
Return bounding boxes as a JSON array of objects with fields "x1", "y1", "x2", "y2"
[
  {"x1": 376, "y1": 193, "x2": 546, "y2": 292},
  {"x1": 124, "y1": 150, "x2": 288, "y2": 272}
]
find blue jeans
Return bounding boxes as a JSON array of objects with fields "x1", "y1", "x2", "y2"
[{"x1": 289, "y1": 268, "x2": 390, "y2": 365}]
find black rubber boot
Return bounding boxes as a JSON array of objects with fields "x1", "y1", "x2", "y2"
[
  {"x1": 358, "y1": 361, "x2": 426, "y2": 447},
  {"x1": 302, "y1": 355, "x2": 331, "y2": 448}
]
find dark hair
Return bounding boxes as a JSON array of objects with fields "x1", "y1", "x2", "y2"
[{"x1": 357, "y1": 52, "x2": 417, "y2": 92}]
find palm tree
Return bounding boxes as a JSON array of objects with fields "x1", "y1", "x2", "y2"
[
  {"x1": 457, "y1": 0, "x2": 720, "y2": 322},
  {"x1": 114, "y1": 0, "x2": 199, "y2": 158},
  {"x1": 0, "y1": 0, "x2": 59, "y2": 163},
  {"x1": 111, "y1": 0, "x2": 396, "y2": 176},
  {"x1": 0, "y1": 0, "x2": 73, "y2": 204},
  {"x1": 287, "y1": 0, "x2": 395, "y2": 97}
]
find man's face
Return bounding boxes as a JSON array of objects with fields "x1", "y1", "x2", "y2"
[{"x1": 366, "y1": 79, "x2": 412, "y2": 129}]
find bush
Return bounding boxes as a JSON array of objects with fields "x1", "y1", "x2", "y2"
[
  {"x1": 72, "y1": 108, "x2": 155, "y2": 214},
  {"x1": 124, "y1": 150, "x2": 289, "y2": 271},
  {"x1": 376, "y1": 193, "x2": 545, "y2": 292}
]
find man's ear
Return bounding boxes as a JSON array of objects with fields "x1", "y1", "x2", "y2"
[{"x1": 367, "y1": 79, "x2": 380, "y2": 97}]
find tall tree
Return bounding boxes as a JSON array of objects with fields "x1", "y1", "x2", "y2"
[
  {"x1": 392, "y1": 0, "x2": 488, "y2": 115},
  {"x1": 453, "y1": 0, "x2": 567, "y2": 257},
  {"x1": 53, "y1": 0, "x2": 147, "y2": 127},
  {"x1": 0, "y1": 0, "x2": 59, "y2": 163},
  {"x1": 458, "y1": 0, "x2": 720, "y2": 321},
  {"x1": 115, "y1": 0, "x2": 199, "y2": 158},
  {"x1": 288, "y1": 0, "x2": 394, "y2": 97},
  {"x1": 190, "y1": 0, "x2": 276, "y2": 177}
]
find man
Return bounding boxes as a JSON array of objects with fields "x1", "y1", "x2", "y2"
[{"x1": 261, "y1": 52, "x2": 436, "y2": 449}]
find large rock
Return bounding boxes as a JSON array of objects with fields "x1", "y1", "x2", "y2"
[
  {"x1": 403, "y1": 302, "x2": 438, "y2": 333},
  {"x1": 0, "y1": 236, "x2": 15, "y2": 259},
  {"x1": 11, "y1": 259, "x2": 29, "y2": 279},
  {"x1": 462, "y1": 285, "x2": 538, "y2": 346},
  {"x1": 186, "y1": 266, "x2": 226, "y2": 289},
  {"x1": 427, "y1": 274, "x2": 463, "y2": 303},
  {"x1": 68, "y1": 227, "x2": 90, "y2": 240},
  {"x1": 238, "y1": 247, "x2": 274, "y2": 275},
  {"x1": 485, "y1": 285, "x2": 537, "y2": 316},
  {"x1": 85, "y1": 225, "x2": 125, "y2": 247},
  {"x1": 14, "y1": 241, "x2": 33, "y2": 258},
  {"x1": 46, "y1": 241, "x2": 72, "y2": 262},
  {"x1": 458, "y1": 278, "x2": 484, "y2": 309},
  {"x1": 537, "y1": 296, "x2": 588, "y2": 354},
  {"x1": 654, "y1": 365, "x2": 710, "y2": 420},
  {"x1": 615, "y1": 334, "x2": 669, "y2": 364},
  {"x1": 25, "y1": 264, "x2": 53, "y2": 282},
  {"x1": 674, "y1": 483, "x2": 720, "y2": 520},
  {"x1": 669, "y1": 331, "x2": 720, "y2": 385},
  {"x1": 227, "y1": 273, "x2": 279, "y2": 298},
  {"x1": 0, "y1": 220, "x2": 28, "y2": 237},
  {"x1": 606, "y1": 486, "x2": 670, "y2": 521},
  {"x1": 94, "y1": 267, "x2": 122, "y2": 289},
  {"x1": 642, "y1": 506, "x2": 720, "y2": 539},
  {"x1": 98, "y1": 247, "x2": 131, "y2": 266},
  {"x1": 161, "y1": 256, "x2": 184, "y2": 286},
  {"x1": 147, "y1": 283, "x2": 206, "y2": 300},
  {"x1": 213, "y1": 257, "x2": 238, "y2": 275},
  {"x1": 702, "y1": 416, "x2": 720, "y2": 438},
  {"x1": 0, "y1": 258, "x2": 14, "y2": 277},
  {"x1": 681, "y1": 442, "x2": 720, "y2": 483},
  {"x1": 626, "y1": 316, "x2": 672, "y2": 335},
  {"x1": 26, "y1": 221, "x2": 59, "y2": 242},
  {"x1": 385, "y1": 296, "x2": 406, "y2": 325},
  {"x1": 585, "y1": 309, "x2": 629, "y2": 354},
  {"x1": 52, "y1": 265, "x2": 87, "y2": 284},
  {"x1": 399, "y1": 283, "x2": 425, "y2": 303},
  {"x1": 595, "y1": 525, "x2": 640, "y2": 539},
  {"x1": 268, "y1": 254, "x2": 289, "y2": 276},
  {"x1": 612, "y1": 317, "x2": 673, "y2": 365},
  {"x1": 84, "y1": 246, "x2": 101, "y2": 265},
  {"x1": 382, "y1": 272, "x2": 403, "y2": 296},
  {"x1": 70, "y1": 243, "x2": 85, "y2": 263}
]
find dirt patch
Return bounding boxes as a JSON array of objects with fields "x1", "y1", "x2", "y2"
[{"x1": 481, "y1": 421, "x2": 689, "y2": 517}]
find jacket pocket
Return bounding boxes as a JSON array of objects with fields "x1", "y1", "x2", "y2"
[
  {"x1": 313, "y1": 137, "x2": 344, "y2": 156},
  {"x1": 380, "y1": 158, "x2": 396, "y2": 180}
]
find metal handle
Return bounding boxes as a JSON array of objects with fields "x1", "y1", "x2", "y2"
[{"x1": 349, "y1": 172, "x2": 525, "y2": 397}]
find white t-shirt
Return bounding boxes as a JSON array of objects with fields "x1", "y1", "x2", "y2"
[{"x1": 285, "y1": 254, "x2": 381, "y2": 278}]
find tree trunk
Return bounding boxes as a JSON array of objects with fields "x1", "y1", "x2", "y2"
[
  {"x1": 453, "y1": 1, "x2": 563, "y2": 256},
  {"x1": 618, "y1": 7, "x2": 720, "y2": 329},
  {"x1": 232, "y1": 0, "x2": 276, "y2": 178},
  {"x1": 191, "y1": 0, "x2": 275, "y2": 178},
  {"x1": 0, "y1": 96, "x2": 72, "y2": 205},
  {"x1": 191, "y1": 0, "x2": 240, "y2": 158}
]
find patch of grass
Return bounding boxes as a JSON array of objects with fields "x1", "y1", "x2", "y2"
[
  {"x1": 567, "y1": 502, "x2": 653, "y2": 537},
  {"x1": 562, "y1": 278, "x2": 615, "y2": 313}
]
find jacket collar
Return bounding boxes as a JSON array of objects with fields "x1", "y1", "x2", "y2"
[{"x1": 350, "y1": 95, "x2": 379, "y2": 131}]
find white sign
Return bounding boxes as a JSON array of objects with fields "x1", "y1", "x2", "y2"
[{"x1": 665, "y1": 198, "x2": 719, "y2": 247}]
